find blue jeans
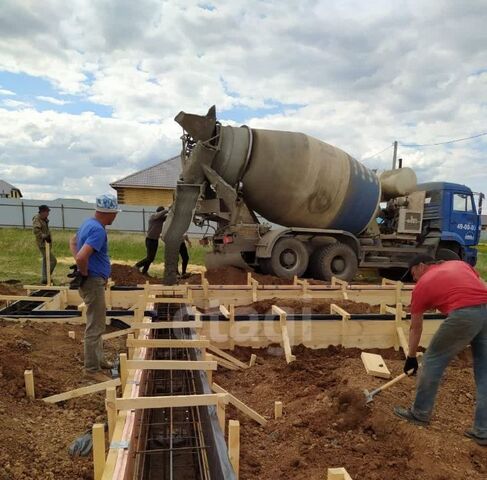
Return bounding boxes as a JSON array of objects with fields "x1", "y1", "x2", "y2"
[{"x1": 411, "y1": 304, "x2": 487, "y2": 438}]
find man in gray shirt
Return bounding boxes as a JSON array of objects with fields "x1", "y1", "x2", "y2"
[{"x1": 135, "y1": 207, "x2": 167, "y2": 274}]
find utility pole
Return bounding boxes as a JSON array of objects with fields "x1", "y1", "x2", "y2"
[{"x1": 392, "y1": 140, "x2": 398, "y2": 169}]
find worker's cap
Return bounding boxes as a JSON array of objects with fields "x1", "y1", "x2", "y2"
[
  {"x1": 38, "y1": 204, "x2": 50, "y2": 212},
  {"x1": 408, "y1": 254, "x2": 436, "y2": 269},
  {"x1": 95, "y1": 193, "x2": 122, "y2": 213}
]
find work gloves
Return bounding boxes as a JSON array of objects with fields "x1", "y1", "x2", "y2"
[
  {"x1": 404, "y1": 356, "x2": 419, "y2": 375},
  {"x1": 68, "y1": 265, "x2": 87, "y2": 289}
]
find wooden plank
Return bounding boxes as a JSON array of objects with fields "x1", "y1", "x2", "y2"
[
  {"x1": 43, "y1": 378, "x2": 121, "y2": 403},
  {"x1": 126, "y1": 360, "x2": 217, "y2": 371},
  {"x1": 397, "y1": 326, "x2": 409, "y2": 358},
  {"x1": 126, "y1": 338, "x2": 210, "y2": 349},
  {"x1": 106, "y1": 387, "x2": 117, "y2": 441},
  {"x1": 217, "y1": 399, "x2": 226, "y2": 434},
  {"x1": 330, "y1": 303, "x2": 351, "y2": 318},
  {"x1": 327, "y1": 467, "x2": 353, "y2": 480},
  {"x1": 102, "y1": 328, "x2": 133, "y2": 340},
  {"x1": 212, "y1": 383, "x2": 267, "y2": 426},
  {"x1": 271, "y1": 305, "x2": 287, "y2": 316},
  {"x1": 120, "y1": 353, "x2": 128, "y2": 389},
  {"x1": 24, "y1": 370, "x2": 35, "y2": 399},
  {"x1": 360, "y1": 352, "x2": 391, "y2": 379},
  {"x1": 205, "y1": 353, "x2": 214, "y2": 384},
  {"x1": 0, "y1": 295, "x2": 53, "y2": 302},
  {"x1": 92, "y1": 423, "x2": 105, "y2": 480},
  {"x1": 274, "y1": 401, "x2": 283, "y2": 419},
  {"x1": 208, "y1": 344, "x2": 248, "y2": 369},
  {"x1": 115, "y1": 393, "x2": 228, "y2": 411},
  {"x1": 129, "y1": 321, "x2": 203, "y2": 330},
  {"x1": 228, "y1": 420, "x2": 240, "y2": 479},
  {"x1": 214, "y1": 356, "x2": 239, "y2": 371},
  {"x1": 219, "y1": 305, "x2": 230, "y2": 318}
]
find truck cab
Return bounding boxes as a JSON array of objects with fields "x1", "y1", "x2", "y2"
[{"x1": 418, "y1": 182, "x2": 483, "y2": 265}]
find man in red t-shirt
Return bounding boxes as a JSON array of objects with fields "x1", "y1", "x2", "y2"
[{"x1": 394, "y1": 255, "x2": 487, "y2": 446}]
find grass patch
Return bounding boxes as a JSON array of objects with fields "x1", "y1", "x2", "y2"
[
  {"x1": 1, "y1": 227, "x2": 486, "y2": 284},
  {"x1": 0, "y1": 227, "x2": 208, "y2": 285}
]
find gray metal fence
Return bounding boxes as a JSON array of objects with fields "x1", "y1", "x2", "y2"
[{"x1": 0, "y1": 198, "x2": 207, "y2": 235}]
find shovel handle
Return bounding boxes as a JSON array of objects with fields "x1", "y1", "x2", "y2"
[{"x1": 373, "y1": 368, "x2": 415, "y2": 395}]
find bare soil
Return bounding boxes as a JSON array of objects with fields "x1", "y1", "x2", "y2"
[
  {"x1": 0, "y1": 282, "x2": 26, "y2": 308},
  {"x1": 109, "y1": 263, "x2": 161, "y2": 286},
  {"x1": 0, "y1": 320, "x2": 126, "y2": 480},
  {"x1": 215, "y1": 346, "x2": 485, "y2": 480}
]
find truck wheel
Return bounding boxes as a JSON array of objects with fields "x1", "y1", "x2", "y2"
[
  {"x1": 312, "y1": 243, "x2": 358, "y2": 282},
  {"x1": 436, "y1": 248, "x2": 460, "y2": 261},
  {"x1": 268, "y1": 238, "x2": 309, "y2": 279}
]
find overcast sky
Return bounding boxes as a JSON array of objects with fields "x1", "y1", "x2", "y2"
[{"x1": 0, "y1": 0, "x2": 486, "y2": 201}]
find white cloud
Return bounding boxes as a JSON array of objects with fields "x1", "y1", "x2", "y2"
[
  {"x1": 3, "y1": 99, "x2": 31, "y2": 108},
  {"x1": 36, "y1": 95, "x2": 70, "y2": 105},
  {"x1": 0, "y1": 0, "x2": 486, "y2": 198},
  {"x1": 0, "y1": 87, "x2": 15, "y2": 95}
]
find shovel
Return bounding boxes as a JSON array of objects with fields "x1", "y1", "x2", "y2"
[{"x1": 364, "y1": 368, "x2": 416, "y2": 404}]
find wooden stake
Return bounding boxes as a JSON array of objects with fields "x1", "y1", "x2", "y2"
[
  {"x1": 24, "y1": 369, "x2": 35, "y2": 399},
  {"x1": 120, "y1": 353, "x2": 128, "y2": 389},
  {"x1": 127, "y1": 333, "x2": 135, "y2": 360},
  {"x1": 68, "y1": 331, "x2": 76, "y2": 339},
  {"x1": 272, "y1": 305, "x2": 296, "y2": 363},
  {"x1": 228, "y1": 304, "x2": 236, "y2": 350},
  {"x1": 249, "y1": 354, "x2": 257, "y2": 367},
  {"x1": 327, "y1": 467, "x2": 353, "y2": 480},
  {"x1": 228, "y1": 420, "x2": 240, "y2": 479},
  {"x1": 106, "y1": 387, "x2": 116, "y2": 441},
  {"x1": 274, "y1": 401, "x2": 283, "y2": 419},
  {"x1": 92, "y1": 423, "x2": 105, "y2": 480},
  {"x1": 45, "y1": 241, "x2": 51, "y2": 286},
  {"x1": 217, "y1": 398, "x2": 226, "y2": 433},
  {"x1": 205, "y1": 353, "x2": 214, "y2": 384}
]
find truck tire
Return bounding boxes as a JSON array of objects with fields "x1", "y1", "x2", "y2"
[
  {"x1": 436, "y1": 248, "x2": 460, "y2": 261},
  {"x1": 268, "y1": 238, "x2": 309, "y2": 279},
  {"x1": 311, "y1": 243, "x2": 358, "y2": 282}
]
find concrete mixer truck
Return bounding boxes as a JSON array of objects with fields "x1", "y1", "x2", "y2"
[{"x1": 161, "y1": 106, "x2": 483, "y2": 284}]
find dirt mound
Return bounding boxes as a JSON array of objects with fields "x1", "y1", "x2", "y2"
[
  {"x1": 215, "y1": 345, "x2": 485, "y2": 480},
  {"x1": 0, "y1": 282, "x2": 26, "y2": 308},
  {"x1": 110, "y1": 263, "x2": 161, "y2": 286},
  {"x1": 235, "y1": 298, "x2": 380, "y2": 315}
]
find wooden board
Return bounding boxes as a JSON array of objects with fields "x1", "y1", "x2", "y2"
[
  {"x1": 360, "y1": 352, "x2": 391, "y2": 379},
  {"x1": 115, "y1": 393, "x2": 227, "y2": 411},
  {"x1": 126, "y1": 360, "x2": 217, "y2": 371},
  {"x1": 43, "y1": 378, "x2": 121, "y2": 403},
  {"x1": 126, "y1": 338, "x2": 210, "y2": 349},
  {"x1": 213, "y1": 383, "x2": 267, "y2": 426}
]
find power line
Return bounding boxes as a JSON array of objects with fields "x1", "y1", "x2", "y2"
[
  {"x1": 400, "y1": 130, "x2": 487, "y2": 148},
  {"x1": 361, "y1": 143, "x2": 393, "y2": 161}
]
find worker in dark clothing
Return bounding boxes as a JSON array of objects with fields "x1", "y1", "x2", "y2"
[
  {"x1": 135, "y1": 207, "x2": 168, "y2": 274},
  {"x1": 32, "y1": 204, "x2": 57, "y2": 284},
  {"x1": 179, "y1": 235, "x2": 192, "y2": 277},
  {"x1": 394, "y1": 255, "x2": 487, "y2": 446}
]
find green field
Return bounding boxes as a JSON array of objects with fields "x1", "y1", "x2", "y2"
[
  {"x1": 0, "y1": 227, "x2": 486, "y2": 284},
  {"x1": 0, "y1": 227, "x2": 208, "y2": 285}
]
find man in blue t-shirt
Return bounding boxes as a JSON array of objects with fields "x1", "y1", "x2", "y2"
[{"x1": 69, "y1": 193, "x2": 121, "y2": 382}]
